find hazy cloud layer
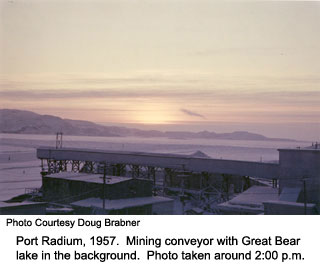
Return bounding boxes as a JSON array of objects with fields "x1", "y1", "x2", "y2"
[{"x1": 1, "y1": 89, "x2": 319, "y2": 107}]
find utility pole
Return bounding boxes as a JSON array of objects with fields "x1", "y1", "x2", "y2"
[
  {"x1": 178, "y1": 165, "x2": 189, "y2": 215},
  {"x1": 103, "y1": 163, "x2": 106, "y2": 210},
  {"x1": 303, "y1": 179, "x2": 307, "y2": 215}
]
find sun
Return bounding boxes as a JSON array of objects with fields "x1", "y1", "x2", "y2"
[{"x1": 133, "y1": 109, "x2": 176, "y2": 125}]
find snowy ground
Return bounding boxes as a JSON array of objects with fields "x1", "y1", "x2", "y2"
[{"x1": 0, "y1": 145, "x2": 42, "y2": 201}]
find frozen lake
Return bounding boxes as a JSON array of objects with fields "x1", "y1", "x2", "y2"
[
  {"x1": 1, "y1": 133, "x2": 309, "y2": 161},
  {"x1": 0, "y1": 133, "x2": 310, "y2": 201}
]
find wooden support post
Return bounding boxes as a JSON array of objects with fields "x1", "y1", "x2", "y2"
[
  {"x1": 103, "y1": 163, "x2": 106, "y2": 211},
  {"x1": 303, "y1": 180, "x2": 307, "y2": 215}
]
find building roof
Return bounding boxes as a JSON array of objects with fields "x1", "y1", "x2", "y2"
[
  {"x1": 217, "y1": 186, "x2": 280, "y2": 214},
  {"x1": 45, "y1": 172, "x2": 133, "y2": 185},
  {"x1": 39, "y1": 147, "x2": 210, "y2": 159},
  {"x1": 227, "y1": 186, "x2": 279, "y2": 208},
  {"x1": 0, "y1": 201, "x2": 46, "y2": 208},
  {"x1": 279, "y1": 187, "x2": 301, "y2": 202},
  {"x1": 278, "y1": 148, "x2": 320, "y2": 152},
  {"x1": 71, "y1": 196, "x2": 173, "y2": 210}
]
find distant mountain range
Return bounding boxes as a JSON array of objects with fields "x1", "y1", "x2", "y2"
[{"x1": 0, "y1": 109, "x2": 294, "y2": 142}]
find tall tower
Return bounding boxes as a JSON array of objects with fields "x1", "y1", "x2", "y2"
[{"x1": 56, "y1": 132, "x2": 63, "y2": 149}]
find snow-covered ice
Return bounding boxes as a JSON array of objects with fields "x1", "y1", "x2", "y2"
[{"x1": 0, "y1": 133, "x2": 310, "y2": 201}]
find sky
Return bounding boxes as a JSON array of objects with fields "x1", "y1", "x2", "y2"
[{"x1": 0, "y1": 0, "x2": 319, "y2": 140}]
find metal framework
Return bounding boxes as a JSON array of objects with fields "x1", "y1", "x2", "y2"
[
  {"x1": 37, "y1": 147, "x2": 281, "y2": 212},
  {"x1": 37, "y1": 147, "x2": 279, "y2": 178},
  {"x1": 55, "y1": 132, "x2": 63, "y2": 149}
]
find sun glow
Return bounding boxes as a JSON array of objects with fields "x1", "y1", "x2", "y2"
[{"x1": 133, "y1": 108, "x2": 177, "y2": 125}]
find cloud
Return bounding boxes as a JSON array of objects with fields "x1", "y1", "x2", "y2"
[
  {"x1": 180, "y1": 108, "x2": 205, "y2": 119},
  {"x1": 0, "y1": 89, "x2": 211, "y2": 100},
  {"x1": 1, "y1": 89, "x2": 319, "y2": 109}
]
